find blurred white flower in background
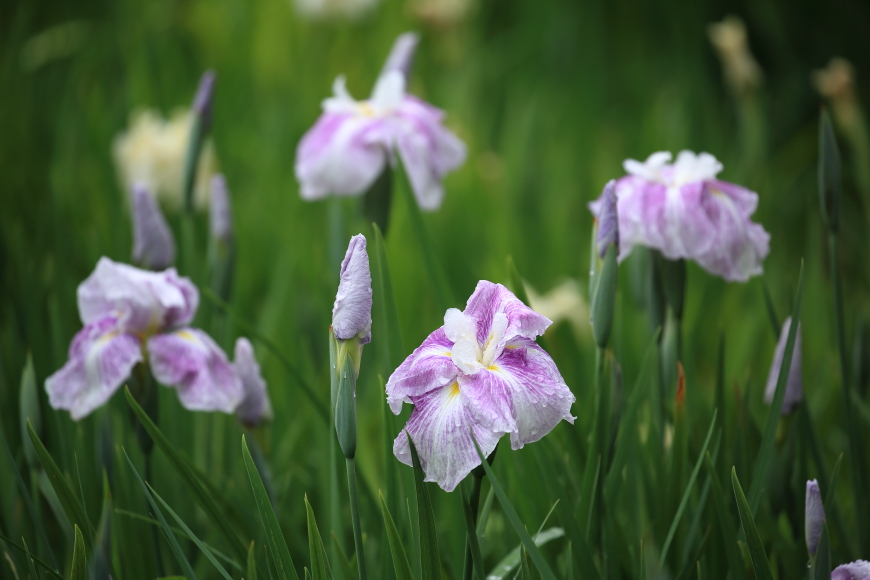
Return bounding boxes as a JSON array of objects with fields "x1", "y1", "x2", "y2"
[
  {"x1": 410, "y1": 0, "x2": 473, "y2": 28},
  {"x1": 708, "y1": 16, "x2": 763, "y2": 96},
  {"x1": 113, "y1": 109, "x2": 218, "y2": 211},
  {"x1": 525, "y1": 278, "x2": 591, "y2": 342},
  {"x1": 293, "y1": 0, "x2": 380, "y2": 20},
  {"x1": 813, "y1": 58, "x2": 858, "y2": 128}
]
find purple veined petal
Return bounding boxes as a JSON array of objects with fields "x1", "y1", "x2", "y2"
[
  {"x1": 385, "y1": 327, "x2": 459, "y2": 414},
  {"x1": 763, "y1": 317, "x2": 802, "y2": 414},
  {"x1": 209, "y1": 174, "x2": 233, "y2": 243},
  {"x1": 147, "y1": 328, "x2": 243, "y2": 413},
  {"x1": 462, "y1": 281, "x2": 551, "y2": 347},
  {"x1": 332, "y1": 234, "x2": 373, "y2": 344},
  {"x1": 394, "y1": 96, "x2": 466, "y2": 211},
  {"x1": 45, "y1": 317, "x2": 143, "y2": 421},
  {"x1": 77, "y1": 257, "x2": 199, "y2": 332},
  {"x1": 131, "y1": 183, "x2": 176, "y2": 270},
  {"x1": 832, "y1": 561, "x2": 870, "y2": 580},
  {"x1": 393, "y1": 382, "x2": 503, "y2": 492},
  {"x1": 295, "y1": 110, "x2": 392, "y2": 201},
  {"x1": 379, "y1": 32, "x2": 420, "y2": 83},
  {"x1": 805, "y1": 479, "x2": 826, "y2": 555},
  {"x1": 233, "y1": 337, "x2": 273, "y2": 426},
  {"x1": 456, "y1": 365, "x2": 517, "y2": 435}
]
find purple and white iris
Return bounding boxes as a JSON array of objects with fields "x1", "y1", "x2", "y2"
[
  {"x1": 295, "y1": 33, "x2": 466, "y2": 211},
  {"x1": 386, "y1": 281, "x2": 575, "y2": 491},
  {"x1": 605, "y1": 150, "x2": 770, "y2": 282},
  {"x1": 833, "y1": 561, "x2": 870, "y2": 580},
  {"x1": 45, "y1": 257, "x2": 243, "y2": 420}
]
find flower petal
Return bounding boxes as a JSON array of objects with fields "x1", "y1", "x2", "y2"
[
  {"x1": 463, "y1": 281, "x2": 551, "y2": 346},
  {"x1": 45, "y1": 317, "x2": 142, "y2": 420},
  {"x1": 77, "y1": 257, "x2": 198, "y2": 331},
  {"x1": 394, "y1": 96, "x2": 466, "y2": 211},
  {"x1": 393, "y1": 382, "x2": 502, "y2": 492},
  {"x1": 332, "y1": 234, "x2": 373, "y2": 343},
  {"x1": 234, "y1": 337, "x2": 273, "y2": 426},
  {"x1": 832, "y1": 561, "x2": 870, "y2": 580},
  {"x1": 378, "y1": 32, "x2": 420, "y2": 83},
  {"x1": 147, "y1": 328, "x2": 243, "y2": 413},
  {"x1": 295, "y1": 109, "x2": 390, "y2": 201},
  {"x1": 386, "y1": 327, "x2": 458, "y2": 414},
  {"x1": 764, "y1": 317, "x2": 802, "y2": 415}
]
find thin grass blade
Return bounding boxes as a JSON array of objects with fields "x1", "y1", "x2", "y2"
[
  {"x1": 70, "y1": 525, "x2": 87, "y2": 580},
  {"x1": 732, "y1": 468, "x2": 774, "y2": 580},
  {"x1": 460, "y1": 481, "x2": 486, "y2": 580},
  {"x1": 304, "y1": 495, "x2": 328, "y2": 580},
  {"x1": 703, "y1": 455, "x2": 748, "y2": 580},
  {"x1": 407, "y1": 433, "x2": 441, "y2": 580},
  {"x1": 378, "y1": 491, "x2": 414, "y2": 580}
]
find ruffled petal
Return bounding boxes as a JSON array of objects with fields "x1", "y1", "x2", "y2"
[
  {"x1": 494, "y1": 340, "x2": 575, "y2": 449},
  {"x1": 295, "y1": 109, "x2": 391, "y2": 201},
  {"x1": 45, "y1": 317, "x2": 142, "y2": 420},
  {"x1": 393, "y1": 382, "x2": 502, "y2": 492},
  {"x1": 463, "y1": 281, "x2": 551, "y2": 346},
  {"x1": 234, "y1": 337, "x2": 273, "y2": 426},
  {"x1": 77, "y1": 257, "x2": 198, "y2": 332},
  {"x1": 147, "y1": 328, "x2": 243, "y2": 413},
  {"x1": 394, "y1": 96, "x2": 466, "y2": 211},
  {"x1": 763, "y1": 317, "x2": 802, "y2": 414},
  {"x1": 832, "y1": 561, "x2": 870, "y2": 580},
  {"x1": 457, "y1": 367, "x2": 517, "y2": 434},
  {"x1": 385, "y1": 327, "x2": 458, "y2": 414}
]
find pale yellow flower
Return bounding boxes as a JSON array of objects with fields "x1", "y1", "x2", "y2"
[
  {"x1": 410, "y1": 0, "x2": 473, "y2": 27},
  {"x1": 292, "y1": 0, "x2": 380, "y2": 19},
  {"x1": 708, "y1": 16, "x2": 763, "y2": 95},
  {"x1": 813, "y1": 57, "x2": 858, "y2": 128},
  {"x1": 113, "y1": 109, "x2": 217, "y2": 211},
  {"x1": 525, "y1": 278, "x2": 591, "y2": 341}
]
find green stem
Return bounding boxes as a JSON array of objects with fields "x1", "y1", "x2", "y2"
[
  {"x1": 462, "y1": 471, "x2": 484, "y2": 580},
  {"x1": 346, "y1": 457, "x2": 367, "y2": 580}
]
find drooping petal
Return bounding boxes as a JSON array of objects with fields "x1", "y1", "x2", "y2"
[
  {"x1": 295, "y1": 106, "x2": 391, "y2": 200},
  {"x1": 233, "y1": 337, "x2": 273, "y2": 426},
  {"x1": 832, "y1": 561, "x2": 870, "y2": 580},
  {"x1": 805, "y1": 479, "x2": 826, "y2": 556},
  {"x1": 763, "y1": 317, "x2": 802, "y2": 415},
  {"x1": 147, "y1": 328, "x2": 243, "y2": 413},
  {"x1": 45, "y1": 317, "x2": 143, "y2": 420},
  {"x1": 332, "y1": 234, "x2": 373, "y2": 344},
  {"x1": 386, "y1": 327, "x2": 458, "y2": 414},
  {"x1": 462, "y1": 281, "x2": 551, "y2": 346},
  {"x1": 394, "y1": 96, "x2": 466, "y2": 211},
  {"x1": 393, "y1": 382, "x2": 502, "y2": 492},
  {"x1": 77, "y1": 257, "x2": 198, "y2": 332},
  {"x1": 379, "y1": 32, "x2": 420, "y2": 83},
  {"x1": 131, "y1": 183, "x2": 176, "y2": 270}
]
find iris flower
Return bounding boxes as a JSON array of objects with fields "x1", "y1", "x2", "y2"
[
  {"x1": 295, "y1": 32, "x2": 466, "y2": 211},
  {"x1": 45, "y1": 257, "x2": 242, "y2": 420},
  {"x1": 832, "y1": 561, "x2": 870, "y2": 580},
  {"x1": 605, "y1": 150, "x2": 770, "y2": 282},
  {"x1": 386, "y1": 281, "x2": 575, "y2": 491}
]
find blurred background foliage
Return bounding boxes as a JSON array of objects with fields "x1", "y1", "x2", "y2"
[{"x1": 1, "y1": 0, "x2": 870, "y2": 577}]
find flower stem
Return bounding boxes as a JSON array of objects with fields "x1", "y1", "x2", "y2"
[
  {"x1": 346, "y1": 457, "x2": 367, "y2": 580},
  {"x1": 462, "y1": 470, "x2": 484, "y2": 580}
]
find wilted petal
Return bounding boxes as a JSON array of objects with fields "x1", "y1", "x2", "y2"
[
  {"x1": 805, "y1": 479, "x2": 826, "y2": 555},
  {"x1": 832, "y1": 561, "x2": 870, "y2": 580},
  {"x1": 386, "y1": 327, "x2": 458, "y2": 413},
  {"x1": 463, "y1": 281, "x2": 551, "y2": 346},
  {"x1": 379, "y1": 32, "x2": 420, "y2": 82},
  {"x1": 588, "y1": 180, "x2": 619, "y2": 257},
  {"x1": 147, "y1": 328, "x2": 243, "y2": 413},
  {"x1": 295, "y1": 109, "x2": 390, "y2": 201},
  {"x1": 332, "y1": 234, "x2": 373, "y2": 343},
  {"x1": 394, "y1": 96, "x2": 466, "y2": 211},
  {"x1": 77, "y1": 257, "x2": 198, "y2": 332},
  {"x1": 763, "y1": 317, "x2": 802, "y2": 415},
  {"x1": 131, "y1": 183, "x2": 176, "y2": 270},
  {"x1": 233, "y1": 338, "x2": 272, "y2": 426},
  {"x1": 45, "y1": 317, "x2": 143, "y2": 420},
  {"x1": 393, "y1": 382, "x2": 502, "y2": 492},
  {"x1": 209, "y1": 174, "x2": 233, "y2": 243}
]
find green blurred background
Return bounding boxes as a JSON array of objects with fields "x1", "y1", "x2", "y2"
[{"x1": 2, "y1": 0, "x2": 870, "y2": 577}]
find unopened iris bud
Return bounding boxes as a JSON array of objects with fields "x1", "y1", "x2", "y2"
[
  {"x1": 193, "y1": 70, "x2": 216, "y2": 134},
  {"x1": 763, "y1": 316, "x2": 802, "y2": 415},
  {"x1": 210, "y1": 174, "x2": 233, "y2": 244},
  {"x1": 593, "y1": 180, "x2": 619, "y2": 258},
  {"x1": 332, "y1": 234, "x2": 373, "y2": 347},
  {"x1": 184, "y1": 70, "x2": 217, "y2": 212},
  {"x1": 589, "y1": 181, "x2": 619, "y2": 349},
  {"x1": 233, "y1": 338, "x2": 273, "y2": 427},
  {"x1": 805, "y1": 479, "x2": 827, "y2": 556},
  {"x1": 131, "y1": 183, "x2": 176, "y2": 270},
  {"x1": 380, "y1": 32, "x2": 420, "y2": 82}
]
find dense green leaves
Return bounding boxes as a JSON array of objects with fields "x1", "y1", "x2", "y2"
[
  {"x1": 731, "y1": 468, "x2": 773, "y2": 580},
  {"x1": 407, "y1": 433, "x2": 441, "y2": 580}
]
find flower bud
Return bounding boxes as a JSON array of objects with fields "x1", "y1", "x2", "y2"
[
  {"x1": 234, "y1": 338, "x2": 273, "y2": 427},
  {"x1": 332, "y1": 234, "x2": 372, "y2": 344},
  {"x1": 330, "y1": 328, "x2": 358, "y2": 459},
  {"x1": 805, "y1": 479, "x2": 827, "y2": 556},
  {"x1": 131, "y1": 183, "x2": 176, "y2": 270},
  {"x1": 763, "y1": 317, "x2": 802, "y2": 415},
  {"x1": 589, "y1": 181, "x2": 619, "y2": 349},
  {"x1": 193, "y1": 70, "x2": 216, "y2": 133},
  {"x1": 210, "y1": 174, "x2": 233, "y2": 243},
  {"x1": 379, "y1": 32, "x2": 420, "y2": 83},
  {"x1": 593, "y1": 180, "x2": 619, "y2": 258}
]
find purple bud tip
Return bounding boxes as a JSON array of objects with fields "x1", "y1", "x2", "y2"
[
  {"x1": 131, "y1": 183, "x2": 176, "y2": 270},
  {"x1": 805, "y1": 479, "x2": 826, "y2": 555},
  {"x1": 209, "y1": 174, "x2": 233, "y2": 242},
  {"x1": 595, "y1": 180, "x2": 619, "y2": 258},
  {"x1": 193, "y1": 70, "x2": 216, "y2": 126},
  {"x1": 332, "y1": 234, "x2": 373, "y2": 344},
  {"x1": 763, "y1": 317, "x2": 803, "y2": 415},
  {"x1": 380, "y1": 32, "x2": 420, "y2": 83}
]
